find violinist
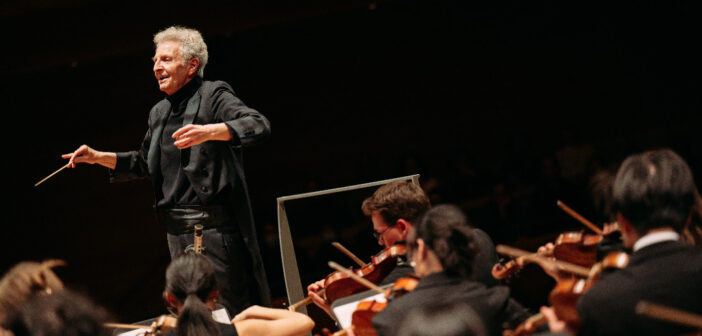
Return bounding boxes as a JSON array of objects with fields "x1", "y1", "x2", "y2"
[
  {"x1": 371, "y1": 204, "x2": 530, "y2": 336},
  {"x1": 7, "y1": 289, "x2": 111, "y2": 336},
  {"x1": 307, "y1": 180, "x2": 499, "y2": 317},
  {"x1": 164, "y1": 253, "x2": 314, "y2": 336},
  {"x1": 0, "y1": 259, "x2": 66, "y2": 331},
  {"x1": 543, "y1": 149, "x2": 702, "y2": 336}
]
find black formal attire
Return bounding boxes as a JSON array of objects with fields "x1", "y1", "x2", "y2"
[
  {"x1": 110, "y1": 77, "x2": 271, "y2": 314},
  {"x1": 576, "y1": 240, "x2": 702, "y2": 336},
  {"x1": 472, "y1": 227, "x2": 500, "y2": 287},
  {"x1": 371, "y1": 271, "x2": 531, "y2": 336},
  {"x1": 380, "y1": 228, "x2": 499, "y2": 287}
]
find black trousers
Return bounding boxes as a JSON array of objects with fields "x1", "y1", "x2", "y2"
[{"x1": 161, "y1": 207, "x2": 256, "y2": 316}]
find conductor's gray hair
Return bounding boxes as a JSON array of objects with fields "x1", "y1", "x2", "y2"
[{"x1": 154, "y1": 26, "x2": 208, "y2": 78}]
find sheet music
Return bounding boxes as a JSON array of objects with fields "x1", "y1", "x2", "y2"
[{"x1": 116, "y1": 308, "x2": 231, "y2": 336}]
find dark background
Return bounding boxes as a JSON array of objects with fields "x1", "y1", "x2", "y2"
[{"x1": 2, "y1": 0, "x2": 701, "y2": 329}]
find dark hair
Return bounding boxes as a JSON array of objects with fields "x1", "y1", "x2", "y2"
[
  {"x1": 589, "y1": 170, "x2": 616, "y2": 223},
  {"x1": 362, "y1": 181, "x2": 431, "y2": 226},
  {"x1": 411, "y1": 204, "x2": 478, "y2": 278},
  {"x1": 165, "y1": 253, "x2": 220, "y2": 336},
  {"x1": 8, "y1": 289, "x2": 111, "y2": 336},
  {"x1": 612, "y1": 149, "x2": 696, "y2": 235},
  {"x1": 0, "y1": 259, "x2": 65, "y2": 327},
  {"x1": 392, "y1": 301, "x2": 487, "y2": 336},
  {"x1": 682, "y1": 188, "x2": 702, "y2": 247}
]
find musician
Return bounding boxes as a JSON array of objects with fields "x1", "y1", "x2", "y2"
[
  {"x1": 163, "y1": 252, "x2": 314, "y2": 336},
  {"x1": 62, "y1": 26, "x2": 271, "y2": 314},
  {"x1": 7, "y1": 289, "x2": 111, "y2": 336},
  {"x1": 544, "y1": 149, "x2": 702, "y2": 335},
  {"x1": 372, "y1": 204, "x2": 530, "y2": 336},
  {"x1": 0, "y1": 259, "x2": 65, "y2": 329},
  {"x1": 306, "y1": 180, "x2": 498, "y2": 316}
]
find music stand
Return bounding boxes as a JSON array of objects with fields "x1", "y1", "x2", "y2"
[{"x1": 276, "y1": 174, "x2": 420, "y2": 317}]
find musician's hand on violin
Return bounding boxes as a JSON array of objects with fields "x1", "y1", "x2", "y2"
[
  {"x1": 537, "y1": 242, "x2": 555, "y2": 256},
  {"x1": 150, "y1": 315, "x2": 177, "y2": 334},
  {"x1": 540, "y1": 306, "x2": 572, "y2": 335},
  {"x1": 62, "y1": 144, "x2": 117, "y2": 169},
  {"x1": 602, "y1": 222, "x2": 620, "y2": 235},
  {"x1": 307, "y1": 280, "x2": 333, "y2": 317},
  {"x1": 535, "y1": 243, "x2": 566, "y2": 282}
]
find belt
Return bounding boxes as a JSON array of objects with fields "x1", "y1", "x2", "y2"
[{"x1": 157, "y1": 204, "x2": 235, "y2": 235}]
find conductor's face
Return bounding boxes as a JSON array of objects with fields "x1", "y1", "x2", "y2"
[{"x1": 153, "y1": 41, "x2": 196, "y2": 95}]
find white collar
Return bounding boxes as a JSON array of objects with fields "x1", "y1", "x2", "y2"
[{"x1": 633, "y1": 230, "x2": 680, "y2": 252}]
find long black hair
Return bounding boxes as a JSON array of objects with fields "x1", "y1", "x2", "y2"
[
  {"x1": 412, "y1": 204, "x2": 478, "y2": 278},
  {"x1": 165, "y1": 253, "x2": 220, "y2": 336}
]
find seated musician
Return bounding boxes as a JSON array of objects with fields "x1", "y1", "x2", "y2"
[
  {"x1": 542, "y1": 149, "x2": 702, "y2": 336},
  {"x1": 163, "y1": 252, "x2": 314, "y2": 336},
  {"x1": 7, "y1": 289, "x2": 111, "y2": 336},
  {"x1": 372, "y1": 204, "x2": 531, "y2": 336},
  {"x1": 0, "y1": 259, "x2": 66, "y2": 331},
  {"x1": 307, "y1": 180, "x2": 499, "y2": 317}
]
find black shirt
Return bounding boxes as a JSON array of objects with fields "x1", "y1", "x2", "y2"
[{"x1": 158, "y1": 77, "x2": 205, "y2": 207}]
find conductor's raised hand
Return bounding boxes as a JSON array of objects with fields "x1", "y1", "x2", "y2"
[
  {"x1": 61, "y1": 145, "x2": 117, "y2": 169},
  {"x1": 172, "y1": 123, "x2": 232, "y2": 149},
  {"x1": 62, "y1": 145, "x2": 100, "y2": 168}
]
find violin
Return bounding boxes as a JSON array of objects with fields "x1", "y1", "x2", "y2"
[
  {"x1": 492, "y1": 230, "x2": 601, "y2": 280},
  {"x1": 502, "y1": 313, "x2": 547, "y2": 336},
  {"x1": 105, "y1": 314, "x2": 177, "y2": 335},
  {"x1": 549, "y1": 251, "x2": 628, "y2": 330},
  {"x1": 334, "y1": 275, "x2": 420, "y2": 336},
  {"x1": 291, "y1": 244, "x2": 407, "y2": 312},
  {"x1": 502, "y1": 251, "x2": 629, "y2": 335},
  {"x1": 551, "y1": 231, "x2": 602, "y2": 267},
  {"x1": 323, "y1": 244, "x2": 407, "y2": 304},
  {"x1": 493, "y1": 201, "x2": 622, "y2": 281}
]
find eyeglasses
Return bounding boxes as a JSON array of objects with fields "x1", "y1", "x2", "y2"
[{"x1": 372, "y1": 227, "x2": 390, "y2": 240}]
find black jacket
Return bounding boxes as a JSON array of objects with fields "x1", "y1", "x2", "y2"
[
  {"x1": 577, "y1": 240, "x2": 702, "y2": 336},
  {"x1": 110, "y1": 80, "x2": 271, "y2": 306},
  {"x1": 371, "y1": 271, "x2": 530, "y2": 336}
]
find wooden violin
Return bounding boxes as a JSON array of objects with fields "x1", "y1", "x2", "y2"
[
  {"x1": 291, "y1": 243, "x2": 406, "y2": 312},
  {"x1": 323, "y1": 244, "x2": 407, "y2": 304},
  {"x1": 105, "y1": 314, "x2": 177, "y2": 335},
  {"x1": 502, "y1": 251, "x2": 629, "y2": 335},
  {"x1": 335, "y1": 275, "x2": 420, "y2": 336},
  {"x1": 493, "y1": 201, "x2": 620, "y2": 280}
]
